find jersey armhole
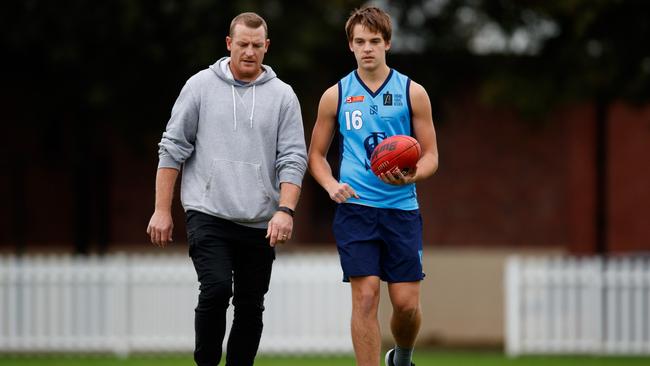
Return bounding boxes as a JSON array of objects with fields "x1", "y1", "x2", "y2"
[
  {"x1": 335, "y1": 81, "x2": 343, "y2": 181},
  {"x1": 406, "y1": 78, "x2": 414, "y2": 136},
  {"x1": 336, "y1": 81, "x2": 342, "y2": 123}
]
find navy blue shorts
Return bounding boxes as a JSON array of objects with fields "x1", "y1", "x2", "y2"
[{"x1": 333, "y1": 203, "x2": 424, "y2": 283}]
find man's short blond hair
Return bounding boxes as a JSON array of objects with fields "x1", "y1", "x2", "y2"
[{"x1": 229, "y1": 12, "x2": 268, "y2": 38}]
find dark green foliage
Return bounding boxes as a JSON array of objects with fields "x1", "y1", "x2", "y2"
[
  {"x1": 2, "y1": 0, "x2": 648, "y2": 253},
  {"x1": 389, "y1": 0, "x2": 650, "y2": 117}
]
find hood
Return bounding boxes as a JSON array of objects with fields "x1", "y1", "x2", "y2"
[
  {"x1": 208, "y1": 56, "x2": 277, "y2": 86},
  {"x1": 208, "y1": 57, "x2": 277, "y2": 130}
]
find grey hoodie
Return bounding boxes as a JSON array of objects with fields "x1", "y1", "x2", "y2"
[{"x1": 158, "y1": 57, "x2": 307, "y2": 228}]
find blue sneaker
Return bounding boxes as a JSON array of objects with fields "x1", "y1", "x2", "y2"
[{"x1": 384, "y1": 348, "x2": 415, "y2": 366}]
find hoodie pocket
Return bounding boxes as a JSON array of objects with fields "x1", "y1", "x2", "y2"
[{"x1": 202, "y1": 159, "x2": 273, "y2": 221}]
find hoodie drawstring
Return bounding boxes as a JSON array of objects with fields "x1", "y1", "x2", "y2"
[
  {"x1": 231, "y1": 84, "x2": 256, "y2": 130},
  {"x1": 250, "y1": 85, "x2": 255, "y2": 128},
  {"x1": 231, "y1": 85, "x2": 237, "y2": 131}
]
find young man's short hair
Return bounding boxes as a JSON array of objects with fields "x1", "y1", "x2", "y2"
[
  {"x1": 345, "y1": 6, "x2": 392, "y2": 42},
  {"x1": 230, "y1": 12, "x2": 268, "y2": 38}
]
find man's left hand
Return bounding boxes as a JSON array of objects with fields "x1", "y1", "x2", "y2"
[
  {"x1": 266, "y1": 210, "x2": 294, "y2": 247},
  {"x1": 379, "y1": 167, "x2": 418, "y2": 186}
]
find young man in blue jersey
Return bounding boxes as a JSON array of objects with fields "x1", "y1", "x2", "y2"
[{"x1": 308, "y1": 6, "x2": 438, "y2": 366}]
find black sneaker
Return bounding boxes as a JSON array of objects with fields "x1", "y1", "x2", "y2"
[{"x1": 384, "y1": 348, "x2": 415, "y2": 366}]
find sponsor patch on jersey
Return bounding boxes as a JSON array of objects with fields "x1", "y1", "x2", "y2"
[
  {"x1": 346, "y1": 95, "x2": 365, "y2": 103},
  {"x1": 383, "y1": 91, "x2": 393, "y2": 106},
  {"x1": 394, "y1": 93, "x2": 403, "y2": 106}
]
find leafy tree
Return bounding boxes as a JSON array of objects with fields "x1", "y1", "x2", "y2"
[
  {"x1": 1, "y1": 0, "x2": 363, "y2": 254},
  {"x1": 388, "y1": 0, "x2": 650, "y2": 253}
]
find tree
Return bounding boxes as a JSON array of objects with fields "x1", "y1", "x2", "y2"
[
  {"x1": 1, "y1": 0, "x2": 364, "y2": 254},
  {"x1": 388, "y1": 0, "x2": 650, "y2": 253}
]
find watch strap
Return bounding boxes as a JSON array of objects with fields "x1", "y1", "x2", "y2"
[{"x1": 277, "y1": 206, "x2": 295, "y2": 217}]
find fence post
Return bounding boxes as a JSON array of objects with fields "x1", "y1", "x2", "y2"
[
  {"x1": 0, "y1": 256, "x2": 7, "y2": 349},
  {"x1": 505, "y1": 255, "x2": 521, "y2": 357},
  {"x1": 107, "y1": 253, "x2": 129, "y2": 357}
]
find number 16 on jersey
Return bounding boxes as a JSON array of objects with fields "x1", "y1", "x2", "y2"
[{"x1": 345, "y1": 110, "x2": 363, "y2": 130}]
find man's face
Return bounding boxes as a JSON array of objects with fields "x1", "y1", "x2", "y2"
[
  {"x1": 349, "y1": 24, "x2": 390, "y2": 72},
  {"x1": 226, "y1": 24, "x2": 269, "y2": 81}
]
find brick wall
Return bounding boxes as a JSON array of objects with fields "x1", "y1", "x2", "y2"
[{"x1": 2, "y1": 98, "x2": 649, "y2": 254}]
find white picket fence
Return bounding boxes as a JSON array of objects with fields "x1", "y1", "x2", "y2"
[
  {"x1": 505, "y1": 255, "x2": 650, "y2": 356},
  {"x1": 0, "y1": 252, "x2": 352, "y2": 355}
]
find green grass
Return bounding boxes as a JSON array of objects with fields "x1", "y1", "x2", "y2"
[{"x1": 0, "y1": 351, "x2": 648, "y2": 365}]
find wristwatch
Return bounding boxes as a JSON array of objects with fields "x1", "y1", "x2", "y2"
[{"x1": 277, "y1": 206, "x2": 295, "y2": 217}]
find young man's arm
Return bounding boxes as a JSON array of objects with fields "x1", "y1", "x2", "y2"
[
  {"x1": 308, "y1": 85, "x2": 359, "y2": 203},
  {"x1": 380, "y1": 80, "x2": 439, "y2": 185}
]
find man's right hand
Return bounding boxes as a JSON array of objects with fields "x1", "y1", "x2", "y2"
[
  {"x1": 326, "y1": 182, "x2": 360, "y2": 203},
  {"x1": 147, "y1": 210, "x2": 174, "y2": 247}
]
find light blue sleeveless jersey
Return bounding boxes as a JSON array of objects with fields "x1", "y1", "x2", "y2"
[{"x1": 336, "y1": 69, "x2": 418, "y2": 210}]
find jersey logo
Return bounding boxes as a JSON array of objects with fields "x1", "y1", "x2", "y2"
[
  {"x1": 383, "y1": 91, "x2": 393, "y2": 106},
  {"x1": 363, "y1": 132, "x2": 387, "y2": 170},
  {"x1": 370, "y1": 105, "x2": 378, "y2": 115},
  {"x1": 346, "y1": 95, "x2": 365, "y2": 103},
  {"x1": 394, "y1": 93, "x2": 404, "y2": 106}
]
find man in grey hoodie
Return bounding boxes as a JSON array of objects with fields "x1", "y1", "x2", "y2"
[{"x1": 146, "y1": 12, "x2": 307, "y2": 366}]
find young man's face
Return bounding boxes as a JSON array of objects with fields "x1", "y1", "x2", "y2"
[
  {"x1": 226, "y1": 23, "x2": 269, "y2": 81},
  {"x1": 349, "y1": 24, "x2": 390, "y2": 72}
]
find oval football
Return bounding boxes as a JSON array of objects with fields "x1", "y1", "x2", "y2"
[{"x1": 370, "y1": 135, "x2": 421, "y2": 176}]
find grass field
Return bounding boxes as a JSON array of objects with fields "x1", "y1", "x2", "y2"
[{"x1": 0, "y1": 352, "x2": 649, "y2": 366}]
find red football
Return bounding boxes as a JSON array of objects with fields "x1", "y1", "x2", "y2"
[{"x1": 370, "y1": 135, "x2": 421, "y2": 176}]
